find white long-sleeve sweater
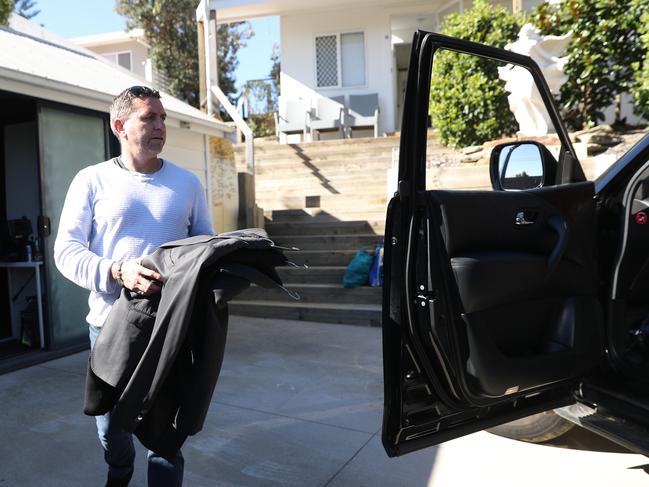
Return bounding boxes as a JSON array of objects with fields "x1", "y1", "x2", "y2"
[{"x1": 54, "y1": 159, "x2": 214, "y2": 327}]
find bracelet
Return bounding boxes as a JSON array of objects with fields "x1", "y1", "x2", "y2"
[{"x1": 115, "y1": 261, "x2": 124, "y2": 287}]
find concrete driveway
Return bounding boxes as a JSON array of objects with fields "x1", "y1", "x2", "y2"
[{"x1": 0, "y1": 316, "x2": 647, "y2": 486}]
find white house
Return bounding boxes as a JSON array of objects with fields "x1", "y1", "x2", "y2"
[
  {"x1": 207, "y1": 0, "x2": 547, "y2": 138},
  {"x1": 71, "y1": 29, "x2": 172, "y2": 93},
  {"x1": 72, "y1": 29, "x2": 148, "y2": 74},
  {"x1": 0, "y1": 14, "x2": 238, "y2": 364}
]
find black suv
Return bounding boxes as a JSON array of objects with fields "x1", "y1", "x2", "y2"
[{"x1": 382, "y1": 31, "x2": 649, "y2": 457}]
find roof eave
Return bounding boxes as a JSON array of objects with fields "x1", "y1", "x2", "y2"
[{"x1": 0, "y1": 66, "x2": 234, "y2": 137}]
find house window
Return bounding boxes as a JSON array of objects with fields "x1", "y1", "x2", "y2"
[
  {"x1": 315, "y1": 32, "x2": 365, "y2": 88},
  {"x1": 117, "y1": 52, "x2": 132, "y2": 71},
  {"x1": 341, "y1": 33, "x2": 365, "y2": 87},
  {"x1": 102, "y1": 51, "x2": 132, "y2": 71},
  {"x1": 315, "y1": 35, "x2": 338, "y2": 87}
]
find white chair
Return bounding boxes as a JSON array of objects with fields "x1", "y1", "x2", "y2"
[
  {"x1": 275, "y1": 100, "x2": 309, "y2": 142},
  {"x1": 308, "y1": 96, "x2": 345, "y2": 140},
  {"x1": 347, "y1": 93, "x2": 380, "y2": 138}
]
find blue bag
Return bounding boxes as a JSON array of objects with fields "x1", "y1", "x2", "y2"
[
  {"x1": 343, "y1": 248, "x2": 374, "y2": 288},
  {"x1": 369, "y1": 242, "x2": 384, "y2": 287}
]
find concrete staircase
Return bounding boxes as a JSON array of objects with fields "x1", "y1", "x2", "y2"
[{"x1": 229, "y1": 136, "x2": 408, "y2": 326}]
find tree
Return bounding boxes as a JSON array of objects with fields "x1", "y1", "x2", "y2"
[
  {"x1": 115, "y1": 0, "x2": 252, "y2": 110},
  {"x1": 631, "y1": 0, "x2": 649, "y2": 120},
  {"x1": 241, "y1": 43, "x2": 280, "y2": 115},
  {"x1": 238, "y1": 44, "x2": 280, "y2": 137},
  {"x1": 215, "y1": 21, "x2": 253, "y2": 107},
  {"x1": 533, "y1": 0, "x2": 648, "y2": 129},
  {"x1": 269, "y1": 42, "x2": 280, "y2": 103},
  {"x1": 15, "y1": 0, "x2": 39, "y2": 19},
  {"x1": 0, "y1": 0, "x2": 14, "y2": 26},
  {"x1": 429, "y1": 0, "x2": 522, "y2": 147}
]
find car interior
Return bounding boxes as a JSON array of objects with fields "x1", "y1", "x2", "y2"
[{"x1": 604, "y1": 158, "x2": 649, "y2": 376}]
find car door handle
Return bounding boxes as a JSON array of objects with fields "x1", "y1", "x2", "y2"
[
  {"x1": 515, "y1": 211, "x2": 535, "y2": 225},
  {"x1": 547, "y1": 215, "x2": 568, "y2": 273}
]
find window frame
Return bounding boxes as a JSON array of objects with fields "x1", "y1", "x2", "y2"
[
  {"x1": 313, "y1": 31, "x2": 367, "y2": 90},
  {"x1": 102, "y1": 50, "x2": 133, "y2": 71}
]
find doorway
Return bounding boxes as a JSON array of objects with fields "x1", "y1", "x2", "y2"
[
  {"x1": 0, "y1": 93, "x2": 42, "y2": 359},
  {"x1": 0, "y1": 90, "x2": 112, "y2": 369}
]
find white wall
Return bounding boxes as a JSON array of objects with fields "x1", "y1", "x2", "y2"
[
  {"x1": 161, "y1": 128, "x2": 239, "y2": 232},
  {"x1": 602, "y1": 93, "x2": 645, "y2": 127},
  {"x1": 280, "y1": 7, "x2": 396, "y2": 134},
  {"x1": 161, "y1": 127, "x2": 208, "y2": 185}
]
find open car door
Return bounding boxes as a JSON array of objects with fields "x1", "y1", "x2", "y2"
[{"x1": 382, "y1": 32, "x2": 604, "y2": 457}]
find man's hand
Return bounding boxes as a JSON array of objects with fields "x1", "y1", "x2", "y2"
[{"x1": 112, "y1": 259, "x2": 164, "y2": 295}]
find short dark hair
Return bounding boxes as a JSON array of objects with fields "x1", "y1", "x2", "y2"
[{"x1": 109, "y1": 86, "x2": 161, "y2": 136}]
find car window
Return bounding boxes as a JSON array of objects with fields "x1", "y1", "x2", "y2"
[{"x1": 426, "y1": 49, "x2": 567, "y2": 191}]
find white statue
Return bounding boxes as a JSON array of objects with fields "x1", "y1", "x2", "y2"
[{"x1": 498, "y1": 24, "x2": 572, "y2": 136}]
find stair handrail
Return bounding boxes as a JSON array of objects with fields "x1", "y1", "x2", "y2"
[{"x1": 210, "y1": 85, "x2": 255, "y2": 175}]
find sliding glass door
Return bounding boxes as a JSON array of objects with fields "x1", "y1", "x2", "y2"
[{"x1": 38, "y1": 104, "x2": 109, "y2": 347}]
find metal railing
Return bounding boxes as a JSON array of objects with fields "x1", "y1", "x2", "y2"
[{"x1": 210, "y1": 85, "x2": 255, "y2": 175}]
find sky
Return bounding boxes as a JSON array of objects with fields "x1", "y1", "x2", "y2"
[{"x1": 30, "y1": 0, "x2": 280, "y2": 92}]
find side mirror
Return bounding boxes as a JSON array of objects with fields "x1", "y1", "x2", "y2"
[{"x1": 489, "y1": 141, "x2": 557, "y2": 191}]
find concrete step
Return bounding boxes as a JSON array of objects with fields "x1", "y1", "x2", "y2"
[
  {"x1": 284, "y1": 250, "x2": 358, "y2": 266},
  {"x1": 256, "y1": 184, "x2": 387, "y2": 200},
  {"x1": 256, "y1": 179, "x2": 388, "y2": 194},
  {"x1": 254, "y1": 156, "x2": 394, "y2": 174},
  {"x1": 229, "y1": 301, "x2": 382, "y2": 327},
  {"x1": 277, "y1": 265, "x2": 347, "y2": 284},
  {"x1": 253, "y1": 147, "x2": 394, "y2": 162},
  {"x1": 266, "y1": 220, "x2": 384, "y2": 236},
  {"x1": 265, "y1": 208, "x2": 387, "y2": 224},
  {"x1": 255, "y1": 171, "x2": 388, "y2": 191},
  {"x1": 250, "y1": 150, "x2": 453, "y2": 171},
  {"x1": 240, "y1": 283, "x2": 382, "y2": 305},
  {"x1": 239, "y1": 141, "x2": 396, "y2": 156},
  {"x1": 256, "y1": 168, "x2": 389, "y2": 184},
  {"x1": 271, "y1": 233, "x2": 383, "y2": 250},
  {"x1": 242, "y1": 149, "x2": 394, "y2": 166},
  {"x1": 237, "y1": 135, "x2": 402, "y2": 153},
  {"x1": 254, "y1": 155, "x2": 461, "y2": 179},
  {"x1": 237, "y1": 132, "x2": 441, "y2": 153},
  {"x1": 248, "y1": 140, "x2": 395, "y2": 152},
  {"x1": 257, "y1": 194, "x2": 388, "y2": 211}
]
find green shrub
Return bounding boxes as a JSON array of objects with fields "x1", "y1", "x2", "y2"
[
  {"x1": 429, "y1": 0, "x2": 522, "y2": 148},
  {"x1": 631, "y1": 0, "x2": 649, "y2": 121},
  {"x1": 533, "y1": 0, "x2": 648, "y2": 129},
  {"x1": 248, "y1": 113, "x2": 275, "y2": 138}
]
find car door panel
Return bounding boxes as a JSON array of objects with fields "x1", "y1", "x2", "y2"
[
  {"x1": 382, "y1": 183, "x2": 604, "y2": 456},
  {"x1": 422, "y1": 183, "x2": 601, "y2": 399},
  {"x1": 382, "y1": 31, "x2": 604, "y2": 457},
  {"x1": 438, "y1": 183, "x2": 599, "y2": 311},
  {"x1": 383, "y1": 196, "x2": 582, "y2": 458}
]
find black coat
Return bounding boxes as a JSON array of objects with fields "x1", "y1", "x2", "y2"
[{"x1": 84, "y1": 229, "x2": 288, "y2": 460}]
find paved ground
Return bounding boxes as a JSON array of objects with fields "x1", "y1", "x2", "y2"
[{"x1": 0, "y1": 316, "x2": 648, "y2": 486}]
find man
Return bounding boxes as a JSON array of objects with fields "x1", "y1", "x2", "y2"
[{"x1": 54, "y1": 85, "x2": 214, "y2": 487}]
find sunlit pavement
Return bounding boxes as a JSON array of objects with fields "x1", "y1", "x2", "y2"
[{"x1": 0, "y1": 316, "x2": 647, "y2": 486}]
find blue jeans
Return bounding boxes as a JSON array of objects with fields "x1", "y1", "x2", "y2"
[{"x1": 89, "y1": 325, "x2": 184, "y2": 486}]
